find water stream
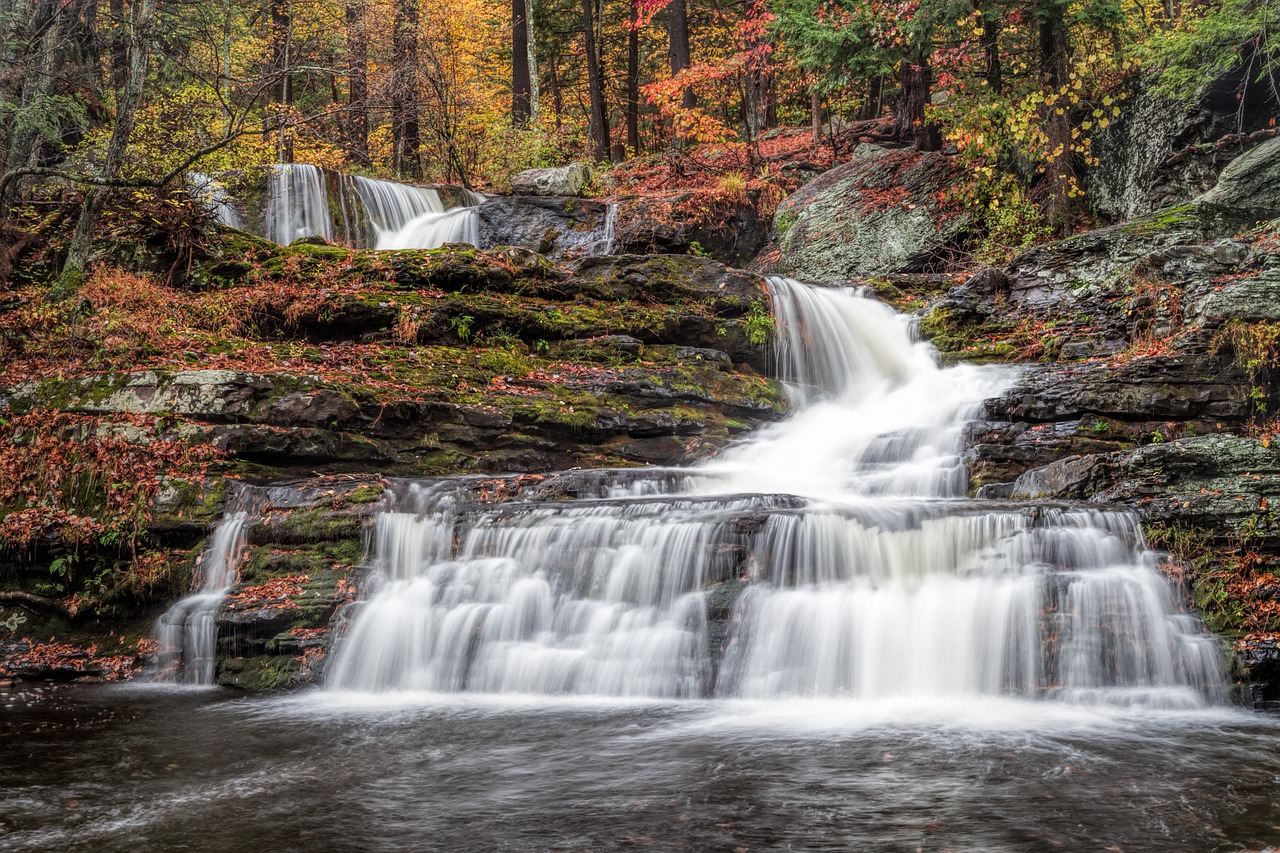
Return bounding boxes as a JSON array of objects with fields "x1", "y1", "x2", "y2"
[{"x1": 148, "y1": 509, "x2": 250, "y2": 685}]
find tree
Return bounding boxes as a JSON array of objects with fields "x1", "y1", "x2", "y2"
[
  {"x1": 513, "y1": 0, "x2": 533, "y2": 121},
  {"x1": 582, "y1": 0, "x2": 609, "y2": 160},
  {"x1": 392, "y1": 0, "x2": 422, "y2": 178},
  {"x1": 59, "y1": 0, "x2": 158, "y2": 292},
  {"x1": 345, "y1": 0, "x2": 371, "y2": 165}
]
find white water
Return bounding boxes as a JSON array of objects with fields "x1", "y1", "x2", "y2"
[
  {"x1": 253, "y1": 165, "x2": 483, "y2": 249},
  {"x1": 149, "y1": 511, "x2": 249, "y2": 685},
  {"x1": 265, "y1": 164, "x2": 333, "y2": 245},
  {"x1": 324, "y1": 278, "x2": 1224, "y2": 706}
]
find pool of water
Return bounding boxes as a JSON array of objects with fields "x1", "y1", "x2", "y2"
[{"x1": 3, "y1": 684, "x2": 1279, "y2": 852}]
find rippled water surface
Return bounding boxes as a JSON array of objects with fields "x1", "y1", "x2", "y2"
[{"x1": 3, "y1": 685, "x2": 1279, "y2": 852}]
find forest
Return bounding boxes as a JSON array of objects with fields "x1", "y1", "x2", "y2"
[{"x1": 2, "y1": 0, "x2": 1277, "y2": 275}]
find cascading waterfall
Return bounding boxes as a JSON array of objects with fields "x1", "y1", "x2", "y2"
[
  {"x1": 149, "y1": 508, "x2": 251, "y2": 685},
  {"x1": 252, "y1": 165, "x2": 482, "y2": 249},
  {"x1": 265, "y1": 164, "x2": 333, "y2": 245},
  {"x1": 319, "y1": 277, "x2": 1224, "y2": 706}
]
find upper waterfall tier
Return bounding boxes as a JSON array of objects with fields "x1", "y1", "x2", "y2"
[
  {"x1": 321, "y1": 280, "x2": 1226, "y2": 706},
  {"x1": 188, "y1": 166, "x2": 617, "y2": 256}
]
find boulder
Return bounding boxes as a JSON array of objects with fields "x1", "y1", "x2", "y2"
[
  {"x1": 612, "y1": 191, "x2": 768, "y2": 267},
  {"x1": 1197, "y1": 136, "x2": 1280, "y2": 214},
  {"x1": 475, "y1": 196, "x2": 615, "y2": 259},
  {"x1": 510, "y1": 163, "x2": 591, "y2": 197},
  {"x1": 757, "y1": 148, "x2": 970, "y2": 281},
  {"x1": 1088, "y1": 60, "x2": 1280, "y2": 221}
]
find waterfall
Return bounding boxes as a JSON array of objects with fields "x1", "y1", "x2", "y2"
[
  {"x1": 246, "y1": 165, "x2": 484, "y2": 249},
  {"x1": 315, "y1": 278, "x2": 1223, "y2": 706},
  {"x1": 149, "y1": 509, "x2": 250, "y2": 685},
  {"x1": 265, "y1": 164, "x2": 333, "y2": 245}
]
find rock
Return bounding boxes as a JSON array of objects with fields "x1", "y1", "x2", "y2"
[
  {"x1": 510, "y1": 163, "x2": 591, "y2": 197},
  {"x1": 758, "y1": 148, "x2": 970, "y2": 280},
  {"x1": 1197, "y1": 136, "x2": 1280, "y2": 214},
  {"x1": 1004, "y1": 203, "x2": 1264, "y2": 308},
  {"x1": 1087, "y1": 61, "x2": 1280, "y2": 221},
  {"x1": 613, "y1": 191, "x2": 768, "y2": 267},
  {"x1": 475, "y1": 196, "x2": 615, "y2": 259}
]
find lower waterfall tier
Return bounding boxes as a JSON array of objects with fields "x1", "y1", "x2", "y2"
[{"x1": 324, "y1": 487, "x2": 1222, "y2": 706}]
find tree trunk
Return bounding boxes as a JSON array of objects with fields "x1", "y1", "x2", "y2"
[
  {"x1": 857, "y1": 74, "x2": 884, "y2": 120},
  {"x1": 895, "y1": 50, "x2": 941, "y2": 152},
  {"x1": 550, "y1": 55, "x2": 562, "y2": 129},
  {"x1": 581, "y1": 0, "x2": 608, "y2": 161},
  {"x1": 1039, "y1": 0, "x2": 1072, "y2": 231},
  {"x1": 269, "y1": 0, "x2": 293, "y2": 162},
  {"x1": 344, "y1": 0, "x2": 369, "y2": 165},
  {"x1": 525, "y1": 0, "x2": 540, "y2": 115},
  {"x1": 1, "y1": 0, "x2": 64, "y2": 209},
  {"x1": 391, "y1": 0, "x2": 420, "y2": 178},
  {"x1": 512, "y1": 0, "x2": 531, "y2": 122},
  {"x1": 743, "y1": 0, "x2": 771, "y2": 136},
  {"x1": 109, "y1": 0, "x2": 127, "y2": 89},
  {"x1": 977, "y1": 3, "x2": 1001, "y2": 93},
  {"x1": 625, "y1": 5, "x2": 639, "y2": 154},
  {"x1": 811, "y1": 88, "x2": 821, "y2": 148},
  {"x1": 58, "y1": 0, "x2": 155, "y2": 294},
  {"x1": 667, "y1": 0, "x2": 694, "y2": 109}
]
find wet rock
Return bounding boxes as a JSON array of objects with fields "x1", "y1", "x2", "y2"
[
  {"x1": 475, "y1": 196, "x2": 613, "y2": 259},
  {"x1": 1087, "y1": 60, "x2": 1280, "y2": 221},
  {"x1": 1197, "y1": 135, "x2": 1280, "y2": 215},
  {"x1": 613, "y1": 192, "x2": 767, "y2": 267}
]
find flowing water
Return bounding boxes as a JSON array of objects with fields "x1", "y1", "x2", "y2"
[
  {"x1": 255, "y1": 164, "x2": 483, "y2": 250},
  {"x1": 326, "y1": 279, "x2": 1223, "y2": 708},
  {"x1": 195, "y1": 164, "x2": 621, "y2": 254},
  {"x1": 148, "y1": 509, "x2": 250, "y2": 686},
  {"x1": 7, "y1": 278, "x2": 1278, "y2": 852}
]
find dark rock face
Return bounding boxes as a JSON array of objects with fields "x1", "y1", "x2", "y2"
[
  {"x1": 475, "y1": 196, "x2": 615, "y2": 259},
  {"x1": 757, "y1": 147, "x2": 970, "y2": 280},
  {"x1": 612, "y1": 192, "x2": 768, "y2": 267},
  {"x1": 1088, "y1": 61, "x2": 1280, "y2": 222}
]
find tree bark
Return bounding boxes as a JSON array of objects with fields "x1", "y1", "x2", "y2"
[
  {"x1": 58, "y1": 0, "x2": 155, "y2": 293},
  {"x1": 344, "y1": 0, "x2": 369, "y2": 165},
  {"x1": 895, "y1": 50, "x2": 941, "y2": 152},
  {"x1": 391, "y1": 0, "x2": 421, "y2": 178},
  {"x1": 269, "y1": 0, "x2": 293, "y2": 162},
  {"x1": 525, "y1": 0, "x2": 539, "y2": 115},
  {"x1": 512, "y1": 0, "x2": 532, "y2": 122},
  {"x1": 581, "y1": 0, "x2": 608, "y2": 161},
  {"x1": 625, "y1": 5, "x2": 640, "y2": 154},
  {"x1": 743, "y1": 0, "x2": 771, "y2": 136},
  {"x1": 810, "y1": 88, "x2": 821, "y2": 148},
  {"x1": 976, "y1": 2, "x2": 1001, "y2": 93},
  {"x1": 1039, "y1": 0, "x2": 1073, "y2": 231},
  {"x1": 667, "y1": 0, "x2": 694, "y2": 109},
  {"x1": 109, "y1": 0, "x2": 127, "y2": 89}
]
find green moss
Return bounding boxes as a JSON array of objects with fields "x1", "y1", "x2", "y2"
[{"x1": 345, "y1": 484, "x2": 385, "y2": 504}]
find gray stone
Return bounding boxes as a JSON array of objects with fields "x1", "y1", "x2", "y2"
[
  {"x1": 760, "y1": 148, "x2": 971, "y2": 281},
  {"x1": 510, "y1": 163, "x2": 591, "y2": 197},
  {"x1": 1198, "y1": 136, "x2": 1280, "y2": 214}
]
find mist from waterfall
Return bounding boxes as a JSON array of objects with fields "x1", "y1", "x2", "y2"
[{"x1": 323, "y1": 278, "x2": 1225, "y2": 707}]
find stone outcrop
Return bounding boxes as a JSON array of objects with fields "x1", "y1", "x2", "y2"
[
  {"x1": 612, "y1": 191, "x2": 768, "y2": 267},
  {"x1": 1087, "y1": 59, "x2": 1280, "y2": 221},
  {"x1": 756, "y1": 147, "x2": 970, "y2": 280},
  {"x1": 475, "y1": 196, "x2": 616, "y2": 259}
]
